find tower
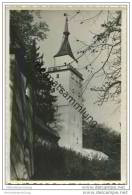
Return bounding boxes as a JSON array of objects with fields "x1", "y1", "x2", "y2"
[{"x1": 48, "y1": 15, "x2": 83, "y2": 151}]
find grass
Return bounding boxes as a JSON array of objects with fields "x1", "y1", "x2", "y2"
[{"x1": 33, "y1": 144, "x2": 120, "y2": 181}]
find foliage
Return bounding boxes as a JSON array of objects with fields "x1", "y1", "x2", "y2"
[
  {"x1": 10, "y1": 11, "x2": 59, "y2": 178},
  {"x1": 83, "y1": 120, "x2": 121, "y2": 161},
  {"x1": 10, "y1": 10, "x2": 49, "y2": 51},
  {"x1": 33, "y1": 144, "x2": 120, "y2": 180},
  {"x1": 10, "y1": 10, "x2": 58, "y2": 126},
  {"x1": 10, "y1": 10, "x2": 49, "y2": 79},
  {"x1": 29, "y1": 40, "x2": 58, "y2": 125}
]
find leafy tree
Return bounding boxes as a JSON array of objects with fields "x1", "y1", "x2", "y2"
[
  {"x1": 83, "y1": 119, "x2": 121, "y2": 161},
  {"x1": 10, "y1": 10, "x2": 49, "y2": 78},
  {"x1": 29, "y1": 40, "x2": 57, "y2": 125},
  {"x1": 10, "y1": 10, "x2": 58, "y2": 129},
  {"x1": 10, "y1": 10, "x2": 49, "y2": 51},
  {"x1": 77, "y1": 11, "x2": 121, "y2": 105}
]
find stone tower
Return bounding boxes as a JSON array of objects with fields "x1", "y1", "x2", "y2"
[{"x1": 48, "y1": 15, "x2": 83, "y2": 151}]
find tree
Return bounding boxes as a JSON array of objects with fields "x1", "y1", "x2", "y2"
[
  {"x1": 83, "y1": 119, "x2": 121, "y2": 161},
  {"x1": 10, "y1": 10, "x2": 58, "y2": 130},
  {"x1": 10, "y1": 10, "x2": 49, "y2": 51},
  {"x1": 10, "y1": 10, "x2": 49, "y2": 78},
  {"x1": 77, "y1": 11, "x2": 121, "y2": 105},
  {"x1": 29, "y1": 40, "x2": 57, "y2": 126}
]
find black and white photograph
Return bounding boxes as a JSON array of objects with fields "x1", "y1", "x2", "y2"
[{"x1": 4, "y1": 4, "x2": 128, "y2": 184}]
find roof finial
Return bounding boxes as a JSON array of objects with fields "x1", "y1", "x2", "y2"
[{"x1": 64, "y1": 13, "x2": 70, "y2": 36}]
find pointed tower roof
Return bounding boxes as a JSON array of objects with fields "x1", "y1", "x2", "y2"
[{"x1": 54, "y1": 16, "x2": 78, "y2": 63}]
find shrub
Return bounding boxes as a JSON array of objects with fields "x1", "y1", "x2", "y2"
[{"x1": 33, "y1": 144, "x2": 120, "y2": 180}]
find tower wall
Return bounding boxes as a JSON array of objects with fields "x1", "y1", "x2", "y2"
[
  {"x1": 51, "y1": 16, "x2": 83, "y2": 151},
  {"x1": 48, "y1": 66, "x2": 83, "y2": 150},
  {"x1": 54, "y1": 55, "x2": 76, "y2": 67}
]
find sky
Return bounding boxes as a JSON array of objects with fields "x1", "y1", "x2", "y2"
[{"x1": 35, "y1": 10, "x2": 121, "y2": 132}]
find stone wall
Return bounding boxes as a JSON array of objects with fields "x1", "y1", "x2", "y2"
[{"x1": 10, "y1": 54, "x2": 34, "y2": 180}]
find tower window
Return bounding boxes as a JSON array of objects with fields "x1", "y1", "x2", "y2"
[
  {"x1": 72, "y1": 89, "x2": 74, "y2": 94},
  {"x1": 78, "y1": 93, "x2": 81, "y2": 98},
  {"x1": 56, "y1": 74, "x2": 59, "y2": 78},
  {"x1": 76, "y1": 78, "x2": 78, "y2": 84}
]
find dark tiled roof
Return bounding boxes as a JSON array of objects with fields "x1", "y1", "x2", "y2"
[{"x1": 54, "y1": 16, "x2": 78, "y2": 63}]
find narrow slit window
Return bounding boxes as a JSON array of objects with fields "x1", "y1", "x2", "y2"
[{"x1": 56, "y1": 74, "x2": 59, "y2": 78}]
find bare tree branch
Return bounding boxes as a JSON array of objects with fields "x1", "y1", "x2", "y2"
[
  {"x1": 80, "y1": 11, "x2": 103, "y2": 24},
  {"x1": 78, "y1": 11, "x2": 121, "y2": 105}
]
